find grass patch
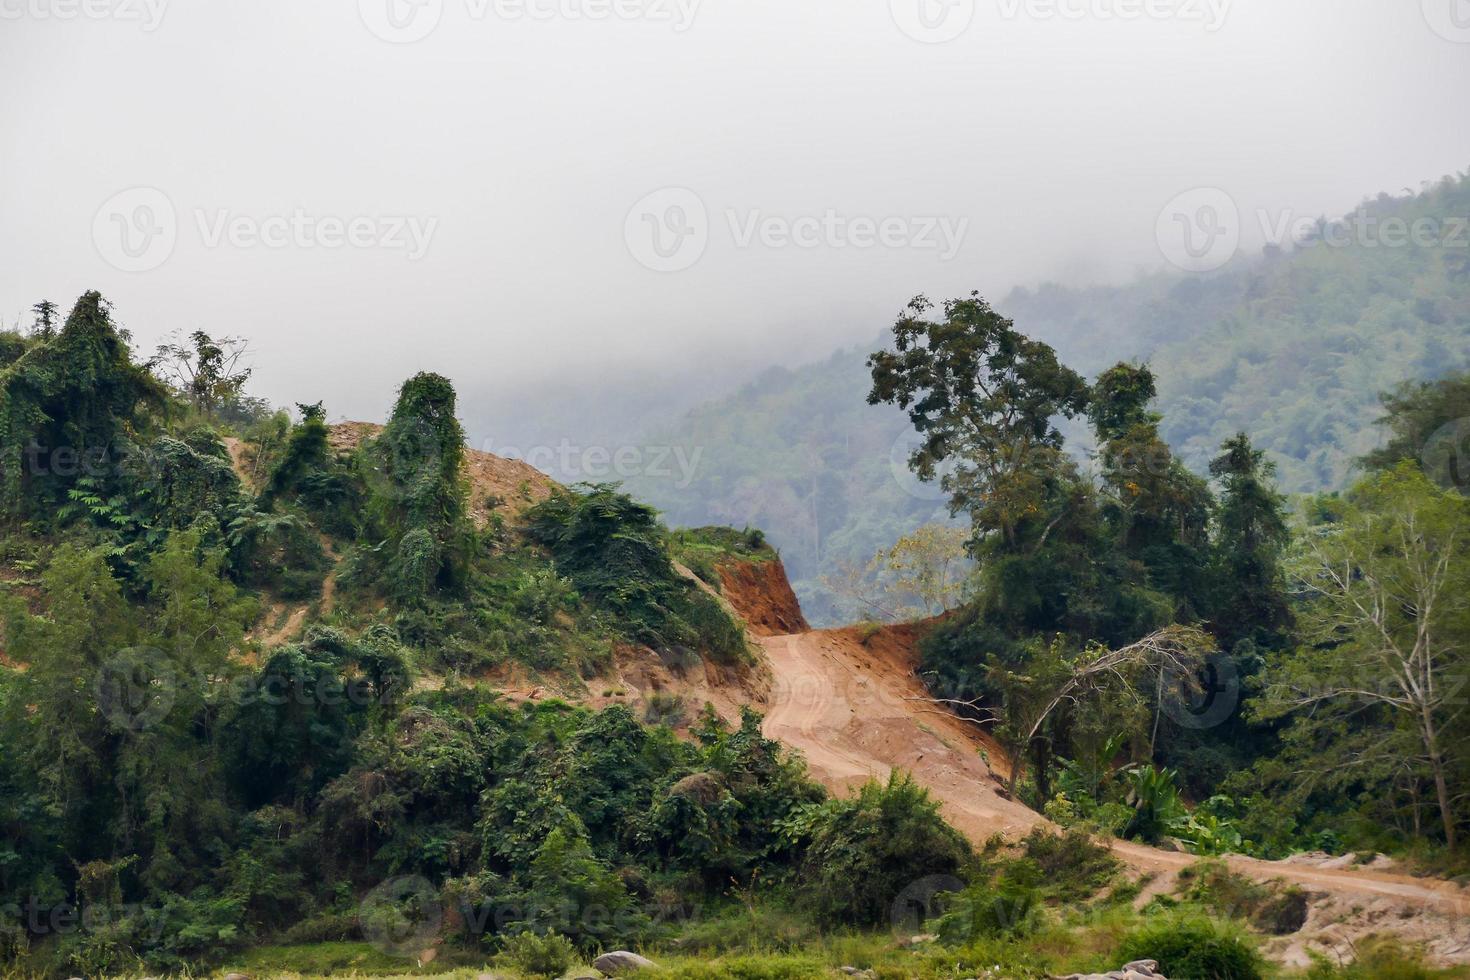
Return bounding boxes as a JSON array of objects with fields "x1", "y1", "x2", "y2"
[
  {"x1": 226, "y1": 941, "x2": 463, "y2": 975},
  {"x1": 1176, "y1": 859, "x2": 1309, "y2": 935}
]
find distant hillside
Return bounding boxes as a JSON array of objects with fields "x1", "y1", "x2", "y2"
[{"x1": 630, "y1": 173, "x2": 1470, "y2": 624}]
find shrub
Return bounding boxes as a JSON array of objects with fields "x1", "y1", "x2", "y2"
[
  {"x1": 1117, "y1": 911, "x2": 1264, "y2": 980},
  {"x1": 1176, "y1": 859, "x2": 1308, "y2": 936},
  {"x1": 795, "y1": 772, "x2": 972, "y2": 926},
  {"x1": 500, "y1": 930, "x2": 576, "y2": 978},
  {"x1": 644, "y1": 691, "x2": 688, "y2": 727},
  {"x1": 525, "y1": 485, "x2": 749, "y2": 662},
  {"x1": 1020, "y1": 826, "x2": 1120, "y2": 902},
  {"x1": 935, "y1": 872, "x2": 1040, "y2": 943}
]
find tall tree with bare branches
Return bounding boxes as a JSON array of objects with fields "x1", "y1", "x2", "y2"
[
  {"x1": 910, "y1": 625, "x2": 1216, "y2": 797},
  {"x1": 1257, "y1": 463, "x2": 1470, "y2": 847},
  {"x1": 149, "y1": 330, "x2": 253, "y2": 418}
]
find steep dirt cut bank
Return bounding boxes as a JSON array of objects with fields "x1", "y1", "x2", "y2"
[
  {"x1": 715, "y1": 558, "x2": 809, "y2": 637},
  {"x1": 761, "y1": 623, "x2": 1036, "y2": 839}
]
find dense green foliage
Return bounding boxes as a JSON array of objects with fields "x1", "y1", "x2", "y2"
[
  {"x1": 786, "y1": 771, "x2": 971, "y2": 926},
  {"x1": 1239, "y1": 463, "x2": 1470, "y2": 852},
  {"x1": 1117, "y1": 910, "x2": 1265, "y2": 980},
  {"x1": 0, "y1": 291, "x2": 167, "y2": 516},
  {"x1": 4, "y1": 276, "x2": 1469, "y2": 977},
  {"x1": 1, "y1": 293, "x2": 979, "y2": 976},
  {"x1": 864, "y1": 279, "x2": 1470, "y2": 867},
  {"x1": 525, "y1": 485, "x2": 749, "y2": 662},
  {"x1": 862, "y1": 295, "x2": 1289, "y2": 811}
]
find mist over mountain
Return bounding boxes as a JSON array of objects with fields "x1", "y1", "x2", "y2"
[{"x1": 627, "y1": 172, "x2": 1470, "y2": 624}]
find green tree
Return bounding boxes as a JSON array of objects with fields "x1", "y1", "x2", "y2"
[
  {"x1": 30, "y1": 300, "x2": 59, "y2": 339},
  {"x1": 1090, "y1": 363, "x2": 1213, "y2": 614},
  {"x1": 0, "y1": 292, "x2": 167, "y2": 515},
  {"x1": 261, "y1": 402, "x2": 330, "y2": 506},
  {"x1": 1360, "y1": 372, "x2": 1470, "y2": 493},
  {"x1": 1209, "y1": 433, "x2": 1291, "y2": 650},
  {"x1": 1088, "y1": 361, "x2": 1160, "y2": 443},
  {"x1": 149, "y1": 330, "x2": 253, "y2": 418},
  {"x1": 1256, "y1": 464, "x2": 1470, "y2": 847},
  {"x1": 867, "y1": 292, "x2": 1089, "y2": 554},
  {"x1": 365, "y1": 373, "x2": 470, "y2": 604}
]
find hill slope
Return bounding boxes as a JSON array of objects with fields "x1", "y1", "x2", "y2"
[{"x1": 728, "y1": 558, "x2": 1470, "y2": 968}]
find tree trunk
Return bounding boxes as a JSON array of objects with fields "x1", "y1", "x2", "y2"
[
  {"x1": 1422, "y1": 710, "x2": 1457, "y2": 849},
  {"x1": 1032, "y1": 737, "x2": 1052, "y2": 804}
]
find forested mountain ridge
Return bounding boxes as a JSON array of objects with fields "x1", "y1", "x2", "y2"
[{"x1": 629, "y1": 172, "x2": 1470, "y2": 624}]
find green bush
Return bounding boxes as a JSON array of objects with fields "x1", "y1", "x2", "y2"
[
  {"x1": 794, "y1": 772, "x2": 972, "y2": 926},
  {"x1": 1020, "y1": 826, "x2": 1120, "y2": 902},
  {"x1": 935, "y1": 872, "x2": 1040, "y2": 943},
  {"x1": 500, "y1": 930, "x2": 577, "y2": 978},
  {"x1": 644, "y1": 691, "x2": 688, "y2": 727},
  {"x1": 1117, "y1": 911, "x2": 1264, "y2": 980},
  {"x1": 525, "y1": 485, "x2": 749, "y2": 662},
  {"x1": 1176, "y1": 859, "x2": 1307, "y2": 936}
]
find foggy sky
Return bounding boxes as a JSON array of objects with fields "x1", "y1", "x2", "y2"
[{"x1": 4, "y1": 0, "x2": 1469, "y2": 448}]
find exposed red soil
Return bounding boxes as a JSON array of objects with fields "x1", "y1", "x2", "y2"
[{"x1": 715, "y1": 558, "x2": 810, "y2": 637}]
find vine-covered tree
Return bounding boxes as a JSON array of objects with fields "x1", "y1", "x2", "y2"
[
  {"x1": 365, "y1": 372, "x2": 470, "y2": 603},
  {"x1": 30, "y1": 300, "x2": 59, "y2": 339},
  {"x1": 0, "y1": 292, "x2": 166, "y2": 516}
]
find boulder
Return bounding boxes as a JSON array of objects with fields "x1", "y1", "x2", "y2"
[
  {"x1": 1057, "y1": 962, "x2": 1168, "y2": 980},
  {"x1": 898, "y1": 932, "x2": 938, "y2": 948},
  {"x1": 593, "y1": 950, "x2": 657, "y2": 974}
]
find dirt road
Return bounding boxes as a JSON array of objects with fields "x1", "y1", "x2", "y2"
[{"x1": 757, "y1": 625, "x2": 1470, "y2": 964}]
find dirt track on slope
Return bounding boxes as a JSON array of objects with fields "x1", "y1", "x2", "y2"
[{"x1": 756, "y1": 624, "x2": 1470, "y2": 965}]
